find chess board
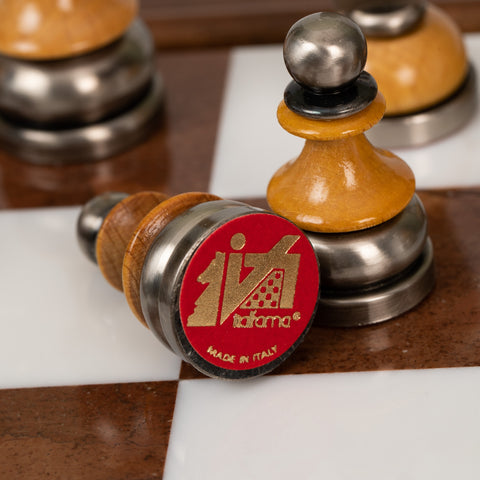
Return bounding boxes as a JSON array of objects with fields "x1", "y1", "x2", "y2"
[{"x1": 2, "y1": 7, "x2": 480, "y2": 479}]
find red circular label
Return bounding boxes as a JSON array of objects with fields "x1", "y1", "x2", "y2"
[{"x1": 179, "y1": 213, "x2": 319, "y2": 371}]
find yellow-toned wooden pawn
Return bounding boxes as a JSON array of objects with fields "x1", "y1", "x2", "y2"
[
  {"x1": 365, "y1": 4, "x2": 468, "y2": 116},
  {"x1": 0, "y1": 0, "x2": 137, "y2": 60},
  {"x1": 267, "y1": 12, "x2": 415, "y2": 233},
  {"x1": 268, "y1": 94, "x2": 415, "y2": 233},
  {"x1": 91, "y1": 191, "x2": 220, "y2": 327}
]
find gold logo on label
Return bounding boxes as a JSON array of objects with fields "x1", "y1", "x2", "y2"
[{"x1": 187, "y1": 233, "x2": 301, "y2": 327}]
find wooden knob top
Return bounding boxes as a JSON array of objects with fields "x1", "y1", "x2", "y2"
[
  {"x1": 0, "y1": 0, "x2": 138, "y2": 60},
  {"x1": 365, "y1": 4, "x2": 468, "y2": 116}
]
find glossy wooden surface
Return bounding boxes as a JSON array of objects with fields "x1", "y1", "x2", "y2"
[
  {"x1": 268, "y1": 96, "x2": 415, "y2": 232},
  {"x1": 123, "y1": 192, "x2": 220, "y2": 326},
  {"x1": 0, "y1": 2, "x2": 479, "y2": 478},
  {"x1": 0, "y1": 381, "x2": 178, "y2": 479},
  {"x1": 366, "y1": 4, "x2": 468, "y2": 115},
  {"x1": 276, "y1": 94, "x2": 387, "y2": 140},
  {"x1": 96, "y1": 191, "x2": 167, "y2": 291},
  {"x1": 0, "y1": 0, "x2": 137, "y2": 60}
]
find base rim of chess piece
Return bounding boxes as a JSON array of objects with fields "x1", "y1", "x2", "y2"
[
  {"x1": 367, "y1": 65, "x2": 477, "y2": 148},
  {"x1": 0, "y1": 72, "x2": 163, "y2": 164},
  {"x1": 0, "y1": 19, "x2": 154, "y2": 126},
  {"x1": 306, "y1": 194, "x2": 435, "y2": 327},
  {"x1": 316, "y1": 237, "x2": 435, "y2": 327},
  {"x1": 306, "y1": 194, "x2": 427, "y2": 289}
]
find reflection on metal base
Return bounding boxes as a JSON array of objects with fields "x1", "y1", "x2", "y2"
[
  {"x1": 315, "y1": 238, "x2": 435, "y2": 327},
  {"x1": 0, "y1": 19, "x2": 155, "y2": 125},
  {"x1": 0, "y1": 73, "x2": 163, "y2": 165},
  {"x1": 367, "y1": 65, "x2": 477, "y2": 148}
]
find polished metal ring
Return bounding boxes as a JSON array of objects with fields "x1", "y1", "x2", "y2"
[
  {"x1": 367, "y1": 65, "x2": 477, "y2": 148},
  {"x1": 0, "y1": 72, "x2": 163, "y2": 164},
  {"x1": 306, "y1": 194, "x2": 427, "y2": 290},
  {"x1": 316, "y1": 237, "x2": 435, "y2": 327},
  {"x1": 140, "y1": 200, "x2": 317, "y2": 379},
  {"x1": 0, "y1": 19, "x2": 154, "y2": 125}
]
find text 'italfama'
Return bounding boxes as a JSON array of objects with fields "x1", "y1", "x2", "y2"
[{"x1": 233, "y1": 310, "x2": 301, "y2": 328}]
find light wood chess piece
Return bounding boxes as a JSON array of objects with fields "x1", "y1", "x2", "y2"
[
  {"x1": 336, "y1": 0, "x2": 476, "y2": 147},
  {"x1": 0, "y1": 0, "x2": 163, "y2": 163},
  {"x1": 268, "y1": 12, "x2": 435, "y2": 326}
]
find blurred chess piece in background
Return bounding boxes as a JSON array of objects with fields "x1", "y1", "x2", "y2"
[
  {"x1": 335, "y1": 0, "x2": 476, "y2": 147},
  {"x1": 0, "y1": 0, "x2": 163, "y2": 164}
]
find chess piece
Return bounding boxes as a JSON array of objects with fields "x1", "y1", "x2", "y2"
[
  {"x1": 336, "y1": 0, "x2": 476, "y2": 147},
  {"x1": 77, "y1": 191, "x2": 320, "y2": 378},
  {"x1": 268, "y1": 12, "x2": 435, "y2": 326},
  {"x1": 0, "y1": 0, "x2": 163, "y2": 164}
]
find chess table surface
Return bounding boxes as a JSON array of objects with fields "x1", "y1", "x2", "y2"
[{"x1": 1, "y1": 2, "x2": 480, "y2": 479}]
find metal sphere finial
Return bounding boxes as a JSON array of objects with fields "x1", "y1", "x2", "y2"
[
  {"x1": 283, "y1": 12, "x2": 367, "y2": 91},
  {"x1": 77, "y1": 192, "x2": 128, "y2": 264}
]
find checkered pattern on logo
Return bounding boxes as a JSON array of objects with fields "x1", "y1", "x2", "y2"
[{"x1": 240, "y1": 269, "x2": 284, "y2": 309}]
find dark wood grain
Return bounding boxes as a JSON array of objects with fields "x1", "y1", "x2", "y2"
[
  {"x1": 0, "y1": 381, "x2": 178, "y2": 480},
  {"x1": 180, "y1": 188, "x2": 480, "y2": 379},
  {"x1": 141, "y1": 0, "x2": 480, "y2": 49}
]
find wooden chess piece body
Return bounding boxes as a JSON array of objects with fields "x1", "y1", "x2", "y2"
[
  {"x1": 268, "y1": 12, "x2": 435, "y2": 326},
  {"x1": 336, "y1": 0, "x2": 476, "y2": 147},
  {"x1": 0, "y1": 0, "x2": 163, "y2": 164}
]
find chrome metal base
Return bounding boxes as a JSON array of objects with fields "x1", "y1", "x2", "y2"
[
  {"x1": 315, "y1": 238, "x2": 435, "y2": 327},
  {"x1": 0, "y1": 73, "x2": 163, "y2": 164},
  {"x1": 367, "y1": 65, "x2": 477, "y2": 148},
  {"x1": 0, "y1": 19, "x2": 155, "y2": 125},
  {"x1": 306, "y1": 194, "x2": 435, "y2": 327}
]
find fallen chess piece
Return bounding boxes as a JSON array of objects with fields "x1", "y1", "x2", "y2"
[{"x1": 77, "y1": 191, "x2": 320, "y2": 379}]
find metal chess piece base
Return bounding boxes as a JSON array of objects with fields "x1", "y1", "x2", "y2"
[
  {"x1": 0, "y1": 19, "x2": 163, "y2": 164},
  {"x1": 307, "y1": 194, "x2": 435, "y2": 326},
  {"x1": 367, "y1": 66, "x2": 477, "y2": 149},
  {"x1": 0, "y1": 74, "x2": 163, "y2": 164}
]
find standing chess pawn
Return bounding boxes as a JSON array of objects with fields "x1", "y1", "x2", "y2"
[
  {"x1": 77, "y1": 191, "x2": 320, "y2": 378},
  {"x1": 0, "y1": 0, "x2": 163, "y2": 164},
  {"x1": 267, "y1": 12, "x2": 435, "y2": 326},
  {"x1": 336, "y1": 0, "x2": 476, "y2": 147}
]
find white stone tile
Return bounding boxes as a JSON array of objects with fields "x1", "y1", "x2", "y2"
[
  {"x1": 210, "y1": 35, "x2": 480, "y2": 198},
  {"x1": 165, "y1": 368, "x2": 480, "y2": 479},
  {"x1": 0, "y1": 206, "x2": 181, "y2": 388}
]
